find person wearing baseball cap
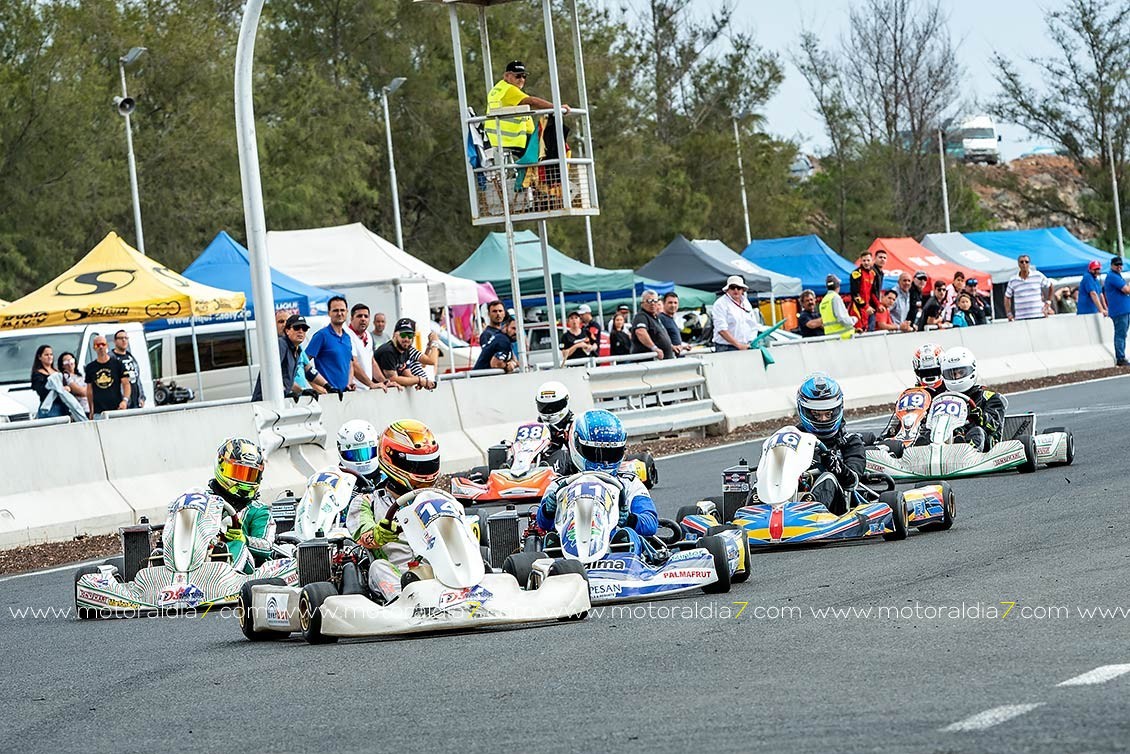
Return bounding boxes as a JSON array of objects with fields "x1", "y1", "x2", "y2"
[
  {"x1": 374, "y1": 317, "x2": 439, "y2": 390},
  {"x1": 1104, "y1": 257, "x2": 1130, "y2": 365},
  {"x1": 486, "y1": 60, "x2": 571, "y2": 154},
  {"x1": 1077, "y1": 259, "x2": 1107, "y2": 317},
  {"x1": 819, "y1": 274, "x2": 855, "y2": 339},
  {"x1": 251, "y1": 313, "x2": 329, "y2": 401}
]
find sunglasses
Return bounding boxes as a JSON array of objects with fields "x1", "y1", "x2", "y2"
[
  {"x1": 514, "y1": 73, "x2": 528, "y2": 79},
  {"x1": 1018, "y1": 259, "x2": 1031, "y2": 264},
  {"x1": 398, "y1": 331, "x2": 415, "y2": 338},
  {"x1": 292, "y1": 325, "x2": 309, "y2": 332}
]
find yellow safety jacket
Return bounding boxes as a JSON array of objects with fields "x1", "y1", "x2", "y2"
[
  {"x1": 820, "y1": 291, "x2": 853, "y2": 339},
  {"x1": 486, "y1": 80, "x2": 534, "y2": 149}
]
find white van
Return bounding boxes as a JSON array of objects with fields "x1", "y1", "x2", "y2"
[
  {"x1": 0, "y1": 322, "x2": 153, "y2": 421},
  {"x1": 960, "y1": 115, "x2": 1002, "y2": 165}
]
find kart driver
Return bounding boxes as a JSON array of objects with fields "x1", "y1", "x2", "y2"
[
  {"x1": 536, "y1": 410, "x2": 658, "y2": 548},
  {"x1": 879, "y1": 342, "x2": 945, "y2": 440},
  {"x1": 535, "y1": 380, "x2": 573, "y2": 455},
  {"x1": 939, "y1": 347, "x2": 1006, "y2": 451},
  {"x1": 349, "y1": 420, "x2": 441, "y2": 603},
  {"x1": 211, "y1": 438, "x2": 274, "y2": 574},
  {"x1": 795, "y1": 374, "x2": 866, "y2": 515}
]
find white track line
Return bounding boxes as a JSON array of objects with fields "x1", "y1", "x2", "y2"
[
  {"x1": 941, "y1": 704, "x2": 1045, "y2": 732},
  {"x1": 0, "y1": 557, "x2": 105, "y2": 583},
  {"x1": 1057, "y1": 664, "x2": 1130, "y2": 687}
]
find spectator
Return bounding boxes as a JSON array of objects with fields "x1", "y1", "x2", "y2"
[
  {"x1": 486, "y1": 60, "x2": 570, "y2": 154},
  {"x1": 917, "y1": 280, "x2": 952, "y2": 330},
  {"x1": 57, "y1": 351, "x2": 89, "y2": 416},
  {"x1": 963, "y1": 278, "x2": 989, "y2": 324},
  {"x1": 874, "y1": 289, "x2": 900, "y2": 331},
  {"x1": 796, "y1": 289, "x2": 824, "y2": 338},
  {"x1": 478, "y1": 299, "x2": 507, "y2": 355},
  {"x1": 632, "y1": 289, "x2": 675, "y2": 359},
  {"x1": 577, "y1": 303, "x2": 603, "y2": 345},
  {"x1": 346, "y1": 303, "x2": 386, "y2": 391},
  {"x1": 910, "y1": 271, "x2": 929, "y2": 322},
  {"x1": 372, "y1": 312, "x2": 391, "y2": 348},
  {"x1": 375, "y1": 317, "x2": 438, "y2": 389},
  {"x1": 1104, "y1": 257, "x2": 1130, "y2": 366},
  {"x1": 111, "y1": 330, "x2": 145, "y2": 409},
  {"x1": 951, "y1": 293, "x2": 977, "y2": 327},
  {"x1": 608, "y1": 303, "x2": 631, "y2": 332},
  {"x1": 561, "y1": 311, "x2": 595, "y2": 361},
  {"x1": 660, "y1": 292, "x2": 691, "y2": 355},
  {"x1": 252, "y1": 314, "x2": 330, "y2": 401},
  {"x1": 576, "y1": 303, "x2": 594, "y2": 327},
  {"x1": 873, "y1": 248, "x2": 888, "y2": 292},
  {"x1": 820, "y1": 275, "x2": 856, "y2": 339},
  {"x1": 1004, "y1": 254, "x2": 1051, "y2": 321},
  {"x1": 1054, "y1": 286, "x2": 1078, "y2": 314},
  {"x1": 711, "y1": 276, "x2": 756, "y2": 352},
  {"x1": 306, "y1": 295, "x2": 356, "y2": 392},
  {"x1": 609, "y1": 312, "x2": 632, "y2": 356},
  {"x1": 84, "y1": 334, "x2": 130, "y2": 419},
  {"x1": 890, "y1": 273, "x2": 914, "y2": 332},
  {"x1": 31, "y1": 344, "x2": 66, "y2": 418},
  {"x1": 944, "y1": 271, "x2": 966, "y2": 318},
  {"x1": 848, "y1": 250, "x2": 880, "y2": 331},
  {"x1": 1078, "y1": 260, "x2": 1108, "y2": 317},
  {"x1": 476, "y1": 316, "x2": 518, "y2": 373},
  {"x1": 274, "y1": 310, "x2": 288, "y2": 337}
]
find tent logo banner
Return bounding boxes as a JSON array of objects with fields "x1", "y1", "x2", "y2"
[
  {"x1": 54, "y1": 269, "x2": 136, "y2": 297},
  {"x1": 145, "y1": 301, "x2": 182, "y2": 317},
  {"x1": 64, "y1": 306, "x2": 131, "y2": 322},
  {"x1": 0, "y1": 311, "x2": 49, "y2": 329}
]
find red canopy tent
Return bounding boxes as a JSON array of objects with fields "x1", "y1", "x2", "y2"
[{"x1": 868, "y1": 237, "x2": 992, "y2": 293}]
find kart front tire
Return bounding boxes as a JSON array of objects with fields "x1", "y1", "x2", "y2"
[
  {"x1": 708, "y1": 525, "x2": 751, "y2": 583},
  {"x1": 238, "y1": 578, "x2": 289, "y2": 641},
  {"x1": 1018, "y1": 435, "x2": 1038, "y2": 473},
  {"x1": 880, "y1": 491, "x2": 909, "y2": 541},
  {"x1": 699, "y1": 535, "x2": 732, "y2": 594},
  {"x1": 299, "y1": 582, "x2": 339, "y2": 644},
  {"x1": 548, "y1": 559, "x2": 589, "y2": 621},
  {"x1": 502, "y1": 551, "x2": 548, "y2": 590},
  {"x1": 918, "y1": 482, "x2": 955, "y2": 533}
]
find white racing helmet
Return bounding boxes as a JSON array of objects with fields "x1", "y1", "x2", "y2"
[
  {"x1": 941, "y1": 347, "x2": 977, "y2": 393},
  {"x1": 337, "y1": 419, "x2": 380, "y2": 476},
  {"x1": 536, "y1": 381, "x2": 571, "y2": 428}
]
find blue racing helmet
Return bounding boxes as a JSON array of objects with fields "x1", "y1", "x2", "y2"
[
  {"x1": 796, "y1": 373, "x2": 844, "y2": 439},
  {"x1": 569, "y1": 409, "x2": 627, "y2": 473}
]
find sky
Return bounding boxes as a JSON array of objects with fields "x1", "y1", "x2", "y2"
[{"x1": 615, "y1": 0, "x2": 1063, "y2": 161}]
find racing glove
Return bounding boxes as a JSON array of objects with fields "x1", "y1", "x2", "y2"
[
  {"x1": 222, "y1": 527, "x2": 245, "y2": 543},
  {"x1": 540, "y1": 491, "x2": 559, "y2": 517},
  {"x1": 372, "y1": 518, "x2": 402, "y2": 547}
]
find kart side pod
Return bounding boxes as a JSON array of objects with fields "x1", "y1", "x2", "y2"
[{"x1": 721, "y1": 460, "x2": 753, "y2": 523}]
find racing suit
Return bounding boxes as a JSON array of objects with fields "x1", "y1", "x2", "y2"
[
  {"x1": 849, "y1": 267, "x2": 880, "y2": 331},
  {"x1": 542, "y1": 413, "x2": 574, "y2": 474},
  {"x1": 801, "y1": 429, "x2": 867, "y2": 516},
  {"x1": 208, "y1": 480, "x2": 274, "y2": 575},
  {"x1": 349, "y1": 475, "x2": 415, "y2": 603},
  {"x1": 537, "y1": 470, "x2": 659, "y2": 551},
  {"x1": 953, "y1": 386, "x2": 1007, "y2": 451}
]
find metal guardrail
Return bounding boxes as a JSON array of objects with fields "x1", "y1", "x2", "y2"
[
  {"x1": 439, "y1": 368, "x2": 505, "y2": 381},
  {"x1": 587, "y1": 356, "x2": 723, "y2": 439},
  {"x1": 0, "y1": 415, "x2": 70, "y2": 432}
]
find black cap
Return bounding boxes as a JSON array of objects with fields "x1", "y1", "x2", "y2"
[
  {"x1": 966, "y1": 278, "x2": 978, "y2": 286},
  {"x1": 914, "y1": 270, "x2": 928, "y2": 280},
  {"x1": 394, "y1": 317, "x2": 416, "y2": 333},
  {"x1": 284, "y1": 314, "x2": 308, "y2": 330},
  {"x1": 1112, "y1": 257, "x2": 1124, "y2": 266},
  {"x1": 505, "y1": 60, "x2": 527, "y2": 75}
]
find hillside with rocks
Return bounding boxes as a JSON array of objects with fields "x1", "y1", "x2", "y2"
[{"x1": 968, "y1": 155, "x2": 1101, "y2": 240}]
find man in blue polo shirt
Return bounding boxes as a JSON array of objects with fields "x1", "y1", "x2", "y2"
[
  {"x1": 1104, "y1": 257, "x2": 1130, "y2": 366},
  {"x1": 306, "y1": 295, "x2": 356, "y2": 390},
  {"x1": 1077, "y1": 260, "x2": 1107, "y2": 317},
  {"x1": 473, "y1": 316, "x2": 518, "y2": 373}
]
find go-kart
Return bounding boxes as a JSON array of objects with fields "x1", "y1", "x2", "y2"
[
  {"x1": 499, "y1": 472, "x2": 750, "y2": 604},
  {"x1": 864, "y1": 388, "x2": 1073, "y2": 481},
  {"x1": 239, "y1": 488, "x2": 590, "y2": 642},
  {"x1": 679, "y1": 427, "x2": 955, "y2": 547},
  {"x1": 74, "y1": 490, "x2": 297, "y2": 619}
]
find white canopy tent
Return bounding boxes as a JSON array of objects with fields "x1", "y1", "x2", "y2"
[{"x1": 267, "y1": 223, "x2": 479, "y2": 307}]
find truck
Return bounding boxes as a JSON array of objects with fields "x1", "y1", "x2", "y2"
[{"x1": 960, "y1": 115, "x2": 1002, "y2": 165}]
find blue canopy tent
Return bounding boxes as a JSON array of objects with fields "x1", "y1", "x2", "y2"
[
  {"x1": 963, "y1": 227, "x2": 1114, "y2": 278},
  {"x1": 740, "y1": 235, "x2": 854, "y2": 292},
  {"x1": 147, "y1": 231, "x2": 341, "y2": 331}
]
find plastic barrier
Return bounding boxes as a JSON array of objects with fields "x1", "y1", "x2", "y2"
[
  {"x1": 1023, "y1": 315, "x2": 1112, "y2": 374},
  {"x1": 589, "y1": 358, "x2": 723, "y2": 438},
  {"x1": 0, "y1": 421, "x2": 133, "y2": 548},
  {"x1": 795, "y1": 334, "x2": 903, "y2": 410}
]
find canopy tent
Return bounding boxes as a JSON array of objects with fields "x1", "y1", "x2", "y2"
[
  {"x1": 267, "y1": 222, "x2": 479, "y2": 307},
  {"x1": 693, "y1": 239, "x2": 803, "y2": 297},
  {"x1": 920, "y1": 232, "x2": 1017, "y2": 281},
  {"x1": 867, "y1": 238, "x2": 992, "y2": 293},
  {"x1": 963, "y1": 227, "x2": 1114, "y2": 278},
  {"x1": 637, "y1": 235, "x2": 778, "y2": 295},
  {"x1": 0, "y1": 232, "x2": 245, "y2": 330},
  {"x1": 452, "y1": 230, "x2": 637, "y2": 298},
  {"x1": 740, "y1": 235, "x2": 854, "y2": 292},
  {"x1": 153, "y1": 231, "x2": 340, "y2": 330},
  {"x1": 580, "y1": 284, "x2": 716, "y2": 315}
]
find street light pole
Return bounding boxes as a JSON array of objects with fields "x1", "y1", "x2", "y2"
[
  {"x1": 116, "y1": 47, "x2": 147, "y2": 254},
  {"x1": 938, "y1": 128, "x2": 951, "y2": 233},
  {"x1": 732, "y1": 115, "x2": 752, "y2": 246},
  {"x1": 381, "y1": 77, "x2": 407, "y2": 250},
  {"x1": 1108, "y1": 129, "x2": 1124, "y2": 256}
]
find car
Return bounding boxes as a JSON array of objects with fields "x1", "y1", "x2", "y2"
[
  {"x1": 497, "y1": 471, "x2": 750, "y2": 604},
  {"x1": 74, "y1": 490, "x2": 297, "y2": 618},
  {"x1": 863, "y1": 388, "x2": 1073, "y2": 481},
  {"x1": 679, "y1": 427, "x2": 955, "y2": 548}
]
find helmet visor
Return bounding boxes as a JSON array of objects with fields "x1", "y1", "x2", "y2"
[
  {"x1": 578, "y1": 440, "x2": 626, "y2": 466},
  {"x1": 537, "y1": 396, "x2": 568, "y2": 417},
  {"x1": 942, "y1": 365, "x2": 973, "y2": 382},
  {"x1": 916, "y1": 366, "x2": 941, "y2": 382},
  {"x1": 218, "y1": 460, "x2": 262, "y2": 485},
  {"x1": 341, "y1": 446, "x2": 377, "y2": 463},
  {"x1": 391, "y1": 449, "x2": 441, "y2": 477}
]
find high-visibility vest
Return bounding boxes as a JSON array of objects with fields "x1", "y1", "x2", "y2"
[
  {"x1": 486, "y1": 80, "x2": 534, "y2": 149},
  {"x1": 820, "y1": 291, "x2": 853, "y2": 339}
]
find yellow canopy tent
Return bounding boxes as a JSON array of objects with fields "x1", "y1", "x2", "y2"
[{"x1": 0, "y1": 232, "x2": 248, "y2": 401}]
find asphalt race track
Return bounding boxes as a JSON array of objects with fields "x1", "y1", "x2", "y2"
[{"x1": 3, "y1": 377, "x2": 1129, "y2": 754}]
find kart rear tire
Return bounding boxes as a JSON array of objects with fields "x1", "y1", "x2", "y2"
[
  {"x1": 880, "y1": 491, "x2": 908, "y2": 541},
  {"x1": 1046, "y1": 430, "x2": 1074, "y2": 467},
  {"x1": 238, "y1": 578, "x2": 289, "y2": 641},
  {"x1": 503, "y1": 551, "x2": 547, "y2": 590},
  {"x1": 548, "y1": 559, "x2": 589, "y2": 621},
  {"x1": 699, "y1": 535, "x2": 732, "y2": 594},
  {"x1": 918, "y1": 482, "x2": 955, "y2": 533},
  {"x1": 708, "y1": 525, "x2": 751, "y2": 583},
  {"x1": 299, "y1": 582, "x2": 339, "y2": 644},
  {"x1": 641, "y1": 452, "x2": 659, "y2": 488},
  {"x1": 1018, "y1": 434, "x2": 1038, "y2": 473},
  {"x1": 74, "y1": 565, "x2": 104, "y2": 620}
]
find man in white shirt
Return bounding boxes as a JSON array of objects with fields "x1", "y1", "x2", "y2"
[
  {"x1": 1004, "y1": 254, "x2": 1052, "y2": 321},
  {"x1": 712, "y1": 275, "x2": 758, "y2": 352},
  {"x1": 346, "y1": 303, "x2": 387, "y2": 391}
]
